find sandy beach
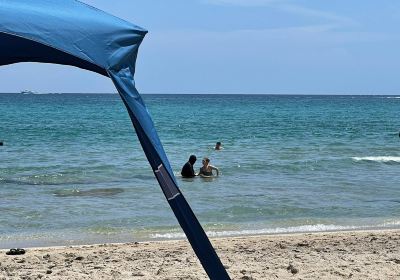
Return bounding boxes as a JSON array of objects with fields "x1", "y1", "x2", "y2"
[{"x1": 1, "y1": 229, "x2": 399, "y2": 279}]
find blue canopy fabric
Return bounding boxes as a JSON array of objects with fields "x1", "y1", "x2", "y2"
[{"x1": 0, "y1": 1, "x2": 230, "y2": 279}]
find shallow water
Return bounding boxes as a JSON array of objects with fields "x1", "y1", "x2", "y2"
[{"x1": 1, "y1": 93, "x2": 399, "y2": 248}]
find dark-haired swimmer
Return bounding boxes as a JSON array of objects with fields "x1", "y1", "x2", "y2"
[{"x1": 181, "y1": 155, "x2": 197, "y2": 178}]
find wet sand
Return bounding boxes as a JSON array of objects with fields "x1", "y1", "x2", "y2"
[{"x1": 1, "y1": 229, "x2": 399, "y2": 279}]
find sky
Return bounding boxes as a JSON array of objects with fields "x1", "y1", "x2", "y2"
[{"x1": 1, "y1": 0, "x2": 400, "y2": 94}]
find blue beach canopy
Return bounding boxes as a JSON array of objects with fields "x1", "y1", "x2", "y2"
[{"x1": 0, "y1": 1, "x2": 230, "y2": 279}]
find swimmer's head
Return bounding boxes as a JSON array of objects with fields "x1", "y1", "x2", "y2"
[{"x1": 189, "y1": 155, "x2": 197, "y2": 164}]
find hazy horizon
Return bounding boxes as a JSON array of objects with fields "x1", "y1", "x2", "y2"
[{"x1": 1, "y1": 92, "x2": 399, "y2": 96}]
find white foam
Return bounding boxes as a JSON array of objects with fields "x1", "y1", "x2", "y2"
[
  {"x1": 352, "y1": 156, "x2": 400, "y2": 163},
  {"x1": 205, "y1": 224, "x2": 359, "y2": 237},
  {"x1": 379, "y1": 220, "x2": 400, "y2": 227},
  {"x1": 149, "y1": 223, "x2": 391, "y2": 240},
  {"x1": 151, "y1": 232, "x2": 186, "y2": 239}
]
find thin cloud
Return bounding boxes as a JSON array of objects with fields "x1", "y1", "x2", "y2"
[
  {"x1": 279, "y1": 4, "x2": 358, "y2": 28},
  {"x1": 203, "y1": 0, "x2": 280, "y2": 6},
  {"x1": 203, "y1": 0, "x2": 357, "y2": 29}
]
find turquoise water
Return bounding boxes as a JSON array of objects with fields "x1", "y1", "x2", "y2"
[{"x1": 1, "y1": 93, "x2": 400, "y2": 248}]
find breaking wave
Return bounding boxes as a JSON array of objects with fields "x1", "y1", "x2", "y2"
[
  {"x1": 352, "y1": 156, "x2": 400, "y2": 163},
  {"x1": 150, "y1": 221, "x2": 400, "y2": 240}
]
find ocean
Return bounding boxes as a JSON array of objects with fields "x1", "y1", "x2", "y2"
[{"x1": 1, "y1": 93, "x2": 399, "y2": 248}]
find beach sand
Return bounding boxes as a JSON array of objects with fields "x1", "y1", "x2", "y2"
[{"x1": 1, "y1": 229, "x2": 399, "y2": 279}]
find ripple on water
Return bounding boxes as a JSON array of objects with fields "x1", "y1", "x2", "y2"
[{"x1": 52, "y1": 188, "x2": 124, "y2": 197}]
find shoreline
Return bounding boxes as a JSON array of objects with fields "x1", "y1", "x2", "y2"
[
  {"x1": 1, "y1": 229, "x2": 399, "y2": 279},
  {"x1": 8, "y1": 227, "x2": 400, "y2": 250},
  {"x1": 2, "y1": 224, "x2": 400, "y2": 250},
  {"x1": 2, "y1": 225, "x2": 400, "y2": 250}
]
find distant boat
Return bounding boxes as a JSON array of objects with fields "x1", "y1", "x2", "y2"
[{"x1": 20, "y1": 90, "x2": 37, "y2": 94}]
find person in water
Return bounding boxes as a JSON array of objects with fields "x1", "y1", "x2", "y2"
[
  {"x1": 215, "y1": 141, "x2": 223, "y2": 150},
  {"x1": 181, "y1": 155, "x2": 197, "y2": 178},
  {"x1": 199, "y1": 157, "x2": 219, "y2": 177}
]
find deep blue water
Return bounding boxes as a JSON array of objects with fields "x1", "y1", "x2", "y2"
[{"x1": 1, "y1": 93, "x2": 399, "y2": 248}]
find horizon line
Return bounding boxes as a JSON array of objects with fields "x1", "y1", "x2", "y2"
[{"x1": 1, "y1": 92, "x2": 400, "y2": 96}]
